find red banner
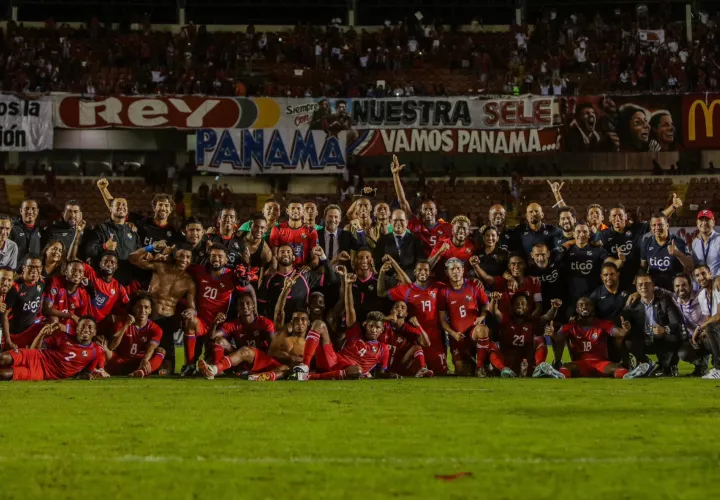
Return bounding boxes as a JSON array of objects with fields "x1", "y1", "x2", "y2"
[
  {"x1": 349, "y1": 128, "x2": 560, "y2": 156},
  {"x1": 683, "y1": 93, "x2": 720, "y2": 149}
]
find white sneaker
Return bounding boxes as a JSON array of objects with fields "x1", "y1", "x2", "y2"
[
  {"x1": 702, "y1": 368, "x2": 720, "y2": 379},
  {"x1": 624, "y1": 362, "x2": 651, "y2": 379},
  {"x1": 197, "y1": 359, "x2": 218, "y2": 380},
  {"x1": 293, "y1": 364, "x2": 309, "y2": 374},
  {"x1": 415, "y1": 367, "x2": 434, "y2": 378},
  {"x1": 532, "y1": 362, "x2": 565, "y2": 379}
]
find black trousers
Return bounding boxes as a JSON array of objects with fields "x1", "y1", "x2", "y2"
[
  {"x1": 625, "y1": 333, "x2": 681, "y2": 369},
  {"x1": 679, "y1": 324, "x2": 720, "y2": 371}
]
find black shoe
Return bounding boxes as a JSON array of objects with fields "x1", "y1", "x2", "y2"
[
  {"x1": 179, "y1": 364, "x2": 197, "y2": 377},
  {"x1": 668, "y1": 365, "x2": 679, "y2": 377},
  {"x1": 686, "y1": 366, "x2": 708, "y2": 377}
]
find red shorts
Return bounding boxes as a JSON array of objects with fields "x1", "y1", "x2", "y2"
[
  {"x1": 105, "y1": 356, "x2": 142, "y2": 375},
  {"x1": 195, "y1": 318, "x2": 211, "y2": 337},
  {"x1": 389, "y1": 345, "x2": 420, "y2": 375},
  {"x1": 316, "y1": 344, "x2": 353, "y2": 372},
  {"x1": 571, "y1": 359, "x2": 613, "y2": 377},
  {"x1": 449, "y1": 334, "x2": 474, "y2": 364},
  {"x1": 9, "y1": 349, "x2": 47, "y2": 381},
  {"x1": 3, "y1": 322, "x2": 44, "y2": 349},
  {"x1": 250, "y1": 348, "x2": 283, "y2": 373},
  {"x1": 422, "y1": 344, "x2": 448, "y2": 375}
]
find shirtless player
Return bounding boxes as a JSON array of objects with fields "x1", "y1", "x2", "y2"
[{"x1": 128, "y1": 241, "x2": 196, "y2": 374}]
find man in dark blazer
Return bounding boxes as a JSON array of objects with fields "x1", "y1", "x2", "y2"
[
  {"x1": 373, "y1": 209, "x2": 423, "y2": 277},
  {"x1": 622, "y1": 271, "x2": 683, "y2": 376},
  {"x1": 317, "y1": 204, "x2": 359, "y2": 262}
]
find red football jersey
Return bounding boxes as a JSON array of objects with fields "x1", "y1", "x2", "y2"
[
  {"x1": 377, "y1": 320, "x2": 423, "y2": 356},
  {"x1": 112, "y1": 319, "x2": 163, "y2": 359},
  {"x1": 219, "y1": 315, "x2": 275, "y2": 351},
  {"x1": 269, "y1": 222, "x2": 319, "y2": 265},
  {"x1": 498, "y1": 316, "x2": 539, "y2": 352},
  {"x1": 41, "y1": 332, "x2": 106, "y2": 379},
  {"x1": 83, "y1": 263, "x2": 130, "y2": 322},
  {"x1": 408, "y1": 216, "x2": 452, "y2": 256},
  {"x1": 187, "y1": 264, "x2": 242, "y2": 326},
  {"x1": 42, "y1": 276, "x2": 91, "y2": 328},
  {"x1": 438, "y1": 279, "x2": 489, "y2": 333},
  {"x1": 387, "y1": 283, "x2": 442, "y2": 340},
  {"x1": 492, "y1": 276, "x2": 542, "y2": 317},
  {"x1": 558, "y1": 319, "x2": 616, "y2": 361},
  {"x1": 342, "y1": 324, "x2": 391, "y2": 372},
  {"x1": 429, "y1": 238, "x2": 476, "y2": 277}
]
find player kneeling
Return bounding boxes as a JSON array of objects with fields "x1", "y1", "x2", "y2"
[
  {"x1": 0, "y1": 317, "x2": 106, "y2": 381},
  {"x1": 477, "y1": 292, "x2": 562, "y2": 378},
  {"x1": 380, "y1": 301, "x2": 434, "y2": 378},
  {"x1": 543, "y1": 297, "x2": 650, "y2": 379},
  {"x1": 197, "y1": 293, "x2": 290, "y2": 381},
  {"x1": 105, "y1": 292, "x2": 166, "y2": 378},
  {"x1": 293, "y1": 316, "x2": 399, "y2": 380}
]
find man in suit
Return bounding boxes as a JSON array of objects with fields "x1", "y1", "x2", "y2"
[
  {"x1": 622, "y1": 271, "x2": 683, "y2": 377},
  {"x1": 373, "y1": 209, "x2": 423, "y2": 277},
  {"x1": 317, "y1": 205, "x2": 358, "y2": 262}
]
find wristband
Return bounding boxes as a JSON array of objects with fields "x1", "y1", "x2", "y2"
[{"x1": 145, "y1": 244, "x2": 155, "y2": 253}]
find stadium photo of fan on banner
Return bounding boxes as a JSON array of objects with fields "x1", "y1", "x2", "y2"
[{"x1": 558, "y1": 95, "x2": 681, "y2": 153}]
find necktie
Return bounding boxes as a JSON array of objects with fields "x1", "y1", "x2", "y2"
[
  {"x1": 396, "y1": 235, "x2": 403, "y2": 256},
  {"x1": 328, "y1": 233, "x2": 335, "y2": 260}
]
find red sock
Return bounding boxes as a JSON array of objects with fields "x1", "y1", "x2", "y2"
[
  {"x1": 211, "y1": 343, "x2": 225, "y2": 364},
  {"x1": 534, "y1": 338, "x2": 548, "y2": 366},
  {"x1": 559, "y1": 367, "x2": 572, "y2": 378},
  {"x1": 309, "y1": 370, "x2": 346, "y2": 380},
  {"x1": 216, "y1": 356, "x2": 232, "y2": 374},
  {"x1": 303, "y1": 330, "x2": 321, "y2": 365},
  {"x1": 614, "y1": 368, "x2": 628, "y2": 379},
  {"x1": 476, "y1": 338, "x2": 490, "y2": 368},
  {"x1": 184, "y1": 334, "x2": 197, "y2": 364},
  {"x1": 147, "y1": 352, "x2": 165, "y2": 375},
  {"x1": 489, "y1": 351, "x2": 506, "y2": 371},
  {"x1": 412, "y1": 349, "x2": 427, "y2": 370}
]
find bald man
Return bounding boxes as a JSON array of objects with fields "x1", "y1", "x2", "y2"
[{"x1": 509, "y1": 202, "x2": 563, "y2": 258}]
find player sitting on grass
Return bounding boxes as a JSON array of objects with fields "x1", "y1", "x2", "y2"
[
  {"x1": 381, "y1": 301, "x2": 434, "y2": 378},
  {"x1": 197, "y1": 292, "x2": 288, "y2": 381},
  {"x1": 104, "y1": 292, "x2": 166, "y2": 378},
  {"x1": 0, "y1": 317, "x2": 106, "y2": 381},
  {"x1": 478, "y1": 291, "x2": 562, "y2": 378},
  {"x1": 542, "y1": 297, "x2": 649, "y2": 379}
]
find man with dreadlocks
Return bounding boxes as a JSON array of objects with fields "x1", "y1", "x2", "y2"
[{"x1": 428, "y1": 216, "x2": 476, "y2": 281}]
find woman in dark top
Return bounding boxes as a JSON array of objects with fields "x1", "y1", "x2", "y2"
[
  {"x1": 474, "y1": 225, "x2": 509, "y2": 277},
  {"x1": 41, "y1": 239, "x2": 67, "y2": 280}
]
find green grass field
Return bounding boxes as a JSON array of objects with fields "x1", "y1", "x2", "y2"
[{"x1": 1, "y1": 376, "x2": 718, "y2": 499}]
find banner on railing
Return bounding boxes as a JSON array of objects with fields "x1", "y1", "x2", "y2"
[
  {"x1": 0, "y1": 95, "x2": 53, "y2": 151},
  {"x1": 683, "y1": 93, "x2": 719, "y2": 150},
  {"x1": 350, "y1": 128, "x2": 560, "y2": 155},
  {"x1": 195, "y1": 128, "x2": 346, "y2": 175},
  {"x1": 54, "y1": 94, "x2": 555, "y2": 131}
]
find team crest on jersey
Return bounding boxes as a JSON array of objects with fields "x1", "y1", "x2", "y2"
[
  {"x1": 167, "y1": 231, "x2": 172, "y2": 237},
  {"x1": 37, "y1": 286, "x2": 42, "y2": 292},
  {"x1": 626, "y1": 231, "x2": 632, "y2": 236},
  {"x1": 111, "y1": 289, "x2": 116, "y2": 296},
  {"x1": 543, "y1": 230, "x2": 548, "y2": 235},
  {"x1": 300, "y1": 233, "x2": 307, "y2": 239},
  {"x1": 141, "y1": 337, "x2": 147, "y2": 343},
  {"x1": 127, "y1": 233, "x2": 133, "y2": 239},
  {"x1": 522, "y1": 326, "x2": 529, "y2": 332},
  {"x1": 466, "y1": 295, "x2": 472, "y2": 301},
  {"x1": 429, "y1": 290, "x2": 437, "y2": 298},
  {"x1": 51, "y1": 287, "x2": 58, "y2": 295},
  {"x1": 368, "y1": 285, "x2": 375, "y2": 291},
  {"x1": 253, "y1": 330, "x2": 259, "y2": 336},
  {"x1": 450, "y1": 300, "x2": 457, "y2": 305},
  {"x1": 81, "y1": 350, "x2": 88, "y2": 357},
  {"x1": 587, "y1": 251, "x2": 593, "y2": 256},
  {"x1": 591, "y1": 332, "x2": 599, "y2": 341},
  {"x1": 465, "y1": 248, "x2": 471, "y2": 254}
]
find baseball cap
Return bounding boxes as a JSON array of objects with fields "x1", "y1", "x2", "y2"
[{"x1": 697, "y1": 209, "x2": 714, "y2": 220}]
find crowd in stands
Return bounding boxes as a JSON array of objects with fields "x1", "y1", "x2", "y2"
[{"x1": 1, "y1": 5, "x2": 717, "y2": 97}]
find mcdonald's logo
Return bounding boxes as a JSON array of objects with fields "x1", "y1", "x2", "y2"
[{"x1": 688, "y1": 99, "x2": 720, "y2": 141}]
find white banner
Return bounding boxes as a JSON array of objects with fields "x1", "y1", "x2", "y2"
[
  {"x1": 195, "y1": 128, "x2": 346, "y2": 175},
  {"x1": 0, "y1": 94, "x2": 53, "y2": 151}
]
